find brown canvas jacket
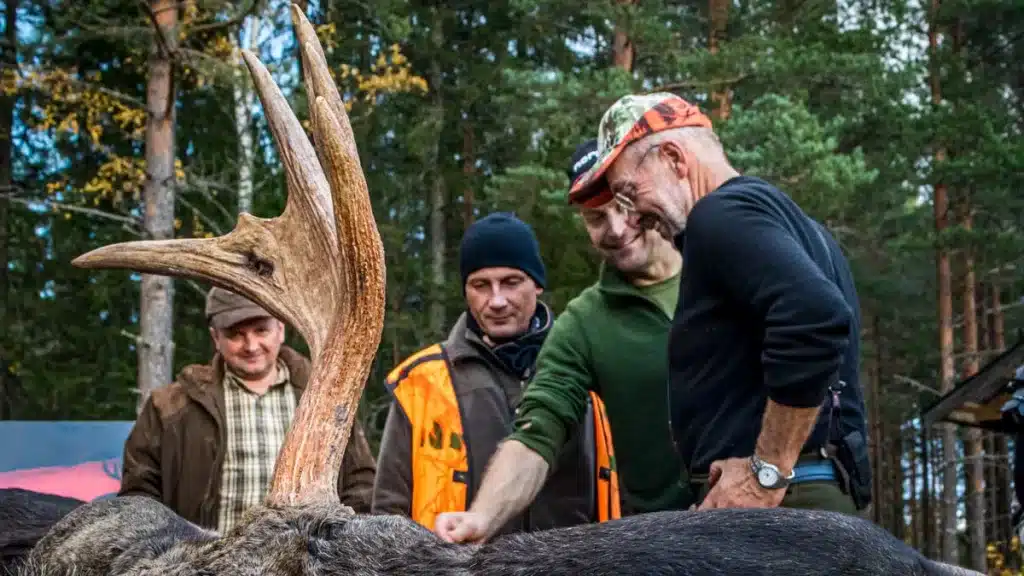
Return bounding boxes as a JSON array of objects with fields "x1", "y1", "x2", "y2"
[
  {"x1": 371, "y1": 311, "x2": 593, "y2": 536},
  {"x1": 118, "y1": 346, "x2": 377, "y2": 530}
]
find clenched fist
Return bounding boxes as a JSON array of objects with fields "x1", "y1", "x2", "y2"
[{"x1": 434, "y1": 511, "x2": 493, "y2": 544}]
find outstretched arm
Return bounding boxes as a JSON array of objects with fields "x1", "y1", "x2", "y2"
[
  {"x1": 435, "y1": 440, "x2": 549, "y2": 543},
  {"x1": 435, "y1": 308, "x2": 595, "y2": 543}
]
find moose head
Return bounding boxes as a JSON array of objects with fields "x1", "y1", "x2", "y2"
[{"x1": 14, "y1": 5, "x2": 985, "y2": 576}]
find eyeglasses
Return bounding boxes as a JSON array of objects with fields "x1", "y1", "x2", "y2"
[{"x1": 613, "y1": 190, "x2": 661, "y2": 232}]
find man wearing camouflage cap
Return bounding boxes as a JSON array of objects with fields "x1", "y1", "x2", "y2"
[
  {"x1": 433, "y1": 139, "x2": 694, "y2": 545},
  {"x1": 568, "y1": 92, "x2": 872, "y2": 515},
  {"x1": 119, "y1": 287, "x2": 377, "y2": 533}
]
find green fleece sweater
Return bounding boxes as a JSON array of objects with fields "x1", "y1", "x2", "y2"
[{"x1": 510, "y1": 263, "x2": 693, "y2": 514}]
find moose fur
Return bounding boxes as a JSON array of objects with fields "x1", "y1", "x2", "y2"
[
  {"x1": 16, "y1": 495, "x2": 982, "y2": 575},
  {"x1": 0, "y1": 489, "x2": 84, "y2": 575}
]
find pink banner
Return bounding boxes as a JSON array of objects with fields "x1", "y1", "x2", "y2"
[{"x1": 0, "y1": 459, "x2": 121, "y2": 502}]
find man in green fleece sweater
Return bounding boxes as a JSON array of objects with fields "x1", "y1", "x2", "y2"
[{"x1": 434, "y1": 139, "x2": 692, "y2": 544}]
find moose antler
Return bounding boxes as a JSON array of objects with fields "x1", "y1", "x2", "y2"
[{"x1": 72, "y1": 5, "x2": 385, "y2": 508}]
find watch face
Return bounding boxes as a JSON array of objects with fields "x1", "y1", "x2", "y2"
[{"x1": 758, "y1": 466, "x2": 779, "y2": 487}]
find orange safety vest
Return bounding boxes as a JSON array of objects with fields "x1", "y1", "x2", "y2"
[{"x1": 386, "y1": 343, "x2": 621, "y2": 532}]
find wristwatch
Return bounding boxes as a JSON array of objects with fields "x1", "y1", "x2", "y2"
[{"x1": 750, "y1": 454, "x2": 794, "y2": 490}]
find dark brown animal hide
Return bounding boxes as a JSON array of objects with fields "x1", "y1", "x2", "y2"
[
  {"x1": 1, "y1": 489, "x2": 84, "y2": 575},
  {"x1": 16, "y1": 495, "x2": 981, "y2": 576}
]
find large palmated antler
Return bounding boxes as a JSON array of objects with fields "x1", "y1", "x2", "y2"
[{"x1": 72, "y1": 5, "x2": 385, "y2": 508}]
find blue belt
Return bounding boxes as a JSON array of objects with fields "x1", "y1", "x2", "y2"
[{"x1": 791, "y1": 460, "x2": 837, "y2": 484}]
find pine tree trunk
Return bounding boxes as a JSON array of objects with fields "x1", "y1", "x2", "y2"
[
  {"x1": 960, "y1": 189, "x2": 987, "y2": 570},
  {"x1": 890, "y1": 429, "x2": 906, "y2": 540},
  {"x1": 991, "y1": 284, "x2": 1005, "y2": 351},
  {"x1": 868, "y1": 313, "x2": 884, "y2": 526},
  {"x1": 613, "y1": 0, "x2": 636, "y2": 71},
  {"x1": 428, "y1": 7, "x2": 446, "y2": 339},
  {"x1": 979, "y1": 285, "x2": 999, "y2": 542},
  {"x1": 0, "y1": 0, "x2": 17, "y2": 420},
  {"x1": 922, "y1": 424, "x2": 936, "y2": 558},
  {"x1": 232, "y1": 14, "x2": 262, "y2": 215},
  {"x1": 929, "y1": 0, "x2": 959, "y2": 560},
  {"x1": 138, "y1": 0, "x2": 178, "y2": 408},
  {"x1": 708, "y1": 0, "x2": 731, "y2": 119},
  {"x1": 878, "y1": 419, "x2": 892, "y2": 530},
  {"x1": 996, "y1": 434, "x2": 1012, "y2": 541},
  {"x1": 991, "y1": 283, "x2": 1012, "y2": 542},
  {"x1": 934, "y1": 433, "x2": 952, "y2": 560},
  {"x1": 911, "y1": 431, "x2": 921, "y2": 550},
  {"x1": 984, "y1": 432, "x2": 997, "y2": 540}
]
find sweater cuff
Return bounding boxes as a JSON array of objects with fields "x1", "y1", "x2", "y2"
[
  {"x1": 765, "y1": 371, "x2": 837, "y2": 408},
  {"x1": 508, "y1": 406, "x2": 567, "y2": 468}
]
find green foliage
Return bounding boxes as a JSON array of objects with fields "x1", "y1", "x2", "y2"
[{"x1": 718, "y1": 94, "x2": 878, "y2": 223}]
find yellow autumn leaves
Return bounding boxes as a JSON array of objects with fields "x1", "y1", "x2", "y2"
[
  {"x1": 323, "y1": 28, "x2": 428, "y2": 112},
  {"x1": 987, "y1": 536, "x2": 1023, "y2": 574},
  {"x1": 351, "y1": 43, "x2": 428, "y2": 106},
  {"x1": 8, "y1": 66, "x2": 149, "y2": 211},
  {"x1": 18, "y1": 30, "x2": 428, "y2": 219},
  {"x1": 13, "y1": 20, "x2": 427, "y2": 222}
]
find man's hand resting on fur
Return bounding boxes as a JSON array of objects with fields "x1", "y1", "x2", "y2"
[
  {"x1": 433, "y1": 440, "x2": 550, "y2": 544},
  {"x1": 697, "y1": 457, "x2": 786, "y2": 510},
  {"x1": 434, "y1": 512, "x2": 492, "y2": 544}
]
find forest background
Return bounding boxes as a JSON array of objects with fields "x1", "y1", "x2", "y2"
[{"x1": 1, "y1": 0, "x2": 1022, "y2": 572}]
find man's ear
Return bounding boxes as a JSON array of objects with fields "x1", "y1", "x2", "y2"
[
  {"x1": 277, "y1": 319, "x2": 286, "y2": 343},
  {"x1": 660, "y1": 141, "x2": 690, "y2": 180},
  {"x1": 209, "y1": 326, "x2": 220, "y2": 353}
]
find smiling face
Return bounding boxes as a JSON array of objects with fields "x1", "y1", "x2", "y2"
[
  {"x1": 210, "y1": 316, "x2": 286, "y2": 381},
  {"x1": 464, "y1": 267, "x2": 542, "y2": 341},
  {"x1": 604, "y1": 139, "x2": 697, "y2": 241},
  {"x1": 579, "y1": 195, "x2": 666, "y2": 274}
]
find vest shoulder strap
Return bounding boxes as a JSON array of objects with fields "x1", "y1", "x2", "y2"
[
  {"x1": 589, "y1": 390, "x2": 621, "y2": 522},
  {"x1": 386, "y1": 343, "x2": 446, "y2": 392}
]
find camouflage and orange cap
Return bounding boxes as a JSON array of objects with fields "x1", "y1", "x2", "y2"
[{"x1": 567, "y1": 92, "x2": 713, "y2": 207}]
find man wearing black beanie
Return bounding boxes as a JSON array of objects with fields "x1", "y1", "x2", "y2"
[
  {"x1": 458, "y1": 212, "x2": 547, "y2": 346},
  {"x1": 373, "y1": 212, "x2": 617, "y2": 538},
  {"x1": 435, "y1": 138, "x2": 691, "y2": 545}
]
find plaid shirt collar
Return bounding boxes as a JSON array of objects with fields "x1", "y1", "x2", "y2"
[
  {"x1": 222, "y1": 359, "x2": 291, "y2": 395},
  {"x1": 216, "y1": 357, "x2": 296, "y2": 533}
]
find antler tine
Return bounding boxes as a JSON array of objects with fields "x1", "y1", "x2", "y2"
[
  {"x1": 239, "y1": 49, "x2": 338, "y2": 246},
  {"x1": 291, "y1": 6, "x2": 361, "y2": 167},
  {"x1": 263, "y1": 4, "x2": 385, "y2": 507},
  {"x1": 263, "y1": 94, "x2": 384, "y2": 505},
  {"x1": 73, "y1": 211, "x2": 336, "y2": 360}
]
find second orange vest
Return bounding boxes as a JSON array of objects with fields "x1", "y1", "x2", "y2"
[{"x1": 385, "y1": 343, "x2": 621, "y2": 531}]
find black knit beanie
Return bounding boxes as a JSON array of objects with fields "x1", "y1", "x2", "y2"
[
  {"x1": 567, "y1": 138, "x2": 599, "y2": 188},
  {"x1": 459, "y1": 212, "x2": 547, "y2": 289}
]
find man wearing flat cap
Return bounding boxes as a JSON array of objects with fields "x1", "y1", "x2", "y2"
[{"x1": 119, "y1": 287, "x2": 377, "y2": 533}]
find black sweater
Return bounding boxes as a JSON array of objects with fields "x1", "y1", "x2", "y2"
[{"x1": 669, "y1": 175, "x2": 867, "y2": 475}]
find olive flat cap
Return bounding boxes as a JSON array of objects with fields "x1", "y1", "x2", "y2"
[{"x1": 205, "y1": 287, "x2": 272, "y2": 329}]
